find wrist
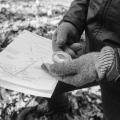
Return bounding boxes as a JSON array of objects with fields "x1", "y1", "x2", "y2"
[{"x1": 95, "y1": 46, "x2": 115, "y2": 80}]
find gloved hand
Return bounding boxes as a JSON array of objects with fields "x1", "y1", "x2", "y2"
[
  {"x1": 52, "y1": 22, "x2": 86, "y2": 58},
  {"x1": 41, "y1": 46, "x2": 115, "y2": 87}
]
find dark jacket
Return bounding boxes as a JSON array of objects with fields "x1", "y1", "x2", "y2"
[
  {"x1": 63, "y1": 0, "x2": 120, "y2": 51},
  {"x1": 62, "y1": 0, "x2": 120, "y2": 120}
]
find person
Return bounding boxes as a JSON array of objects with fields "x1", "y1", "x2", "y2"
[
  {"x1": 17, "y1": 0, "x2": 120, "y2": 120},
  {"x1": 43, "y1": 0, "x2": 120, "y2": 120}
]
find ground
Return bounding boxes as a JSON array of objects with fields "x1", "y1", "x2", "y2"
[{"x1": 0, "y1": 0, "x2": 103, "y2": 120}]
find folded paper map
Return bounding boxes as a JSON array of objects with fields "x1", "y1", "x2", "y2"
[{"x1": 0, "y1": 30, "x2": 58, "y2": 98}]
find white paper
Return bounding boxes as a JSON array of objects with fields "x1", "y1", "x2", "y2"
[{"x1": 0, "y1": 30, "x2": 58, "y2": 98}]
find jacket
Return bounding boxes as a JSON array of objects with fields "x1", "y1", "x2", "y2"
[
  {"x1": 62, "y1": 0, "x2": 120, "y2": 51},
  {"x1": 62, "y1": 0, "x2": 120, "y2": 120}
]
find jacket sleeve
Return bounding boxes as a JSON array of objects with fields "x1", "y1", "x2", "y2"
[{"x1": 62, "y1": 0, "x2": 90, "y2": 35}]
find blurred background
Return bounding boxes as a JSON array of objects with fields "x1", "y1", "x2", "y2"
[{"x1": 0, "y1": 0, "x2": 102, "y2": 120}]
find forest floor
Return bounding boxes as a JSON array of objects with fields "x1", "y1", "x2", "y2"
[{"x1": 0, "y1": 0, "x2": 102, "y2": 120}]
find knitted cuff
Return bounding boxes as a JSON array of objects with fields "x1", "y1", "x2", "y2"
[{"x1": 95, "y1": 46, "x2": 115, "y2": 80}]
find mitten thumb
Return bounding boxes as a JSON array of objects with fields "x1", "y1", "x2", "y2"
[{"x1": 41, "y1": 59, "x2": 78, "y2": 77}]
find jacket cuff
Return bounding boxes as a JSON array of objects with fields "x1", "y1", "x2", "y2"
[
  {"x1": 59, "y1": 16, "x2": 84, "y2": 35},
  {"x1": 106, "y1": 48, "x2": 120, "y2": 82}
]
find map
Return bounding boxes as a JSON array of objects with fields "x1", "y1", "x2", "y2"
[{"x1": 0, "y1": 30, "x2": 58, "y2": 98}]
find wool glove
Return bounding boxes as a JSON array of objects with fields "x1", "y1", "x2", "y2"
[
  {"x1": 41, "y1": 46, "x2": 115, "y2": 87},
  {"x1": 52, "y1": 22, "x2": 86, "y2": 58}
]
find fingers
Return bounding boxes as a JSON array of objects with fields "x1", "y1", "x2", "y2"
[
  {"x1": 70, "y1": 43, "x2": 83, "y2": 52},
  {"x1": 52, "y1": 53, "x2": 98, "y2": 87},
  {"x1": 70, "y1": 42, "x2": 86, "y2": 57},
  {"x1": 41, "y1": 52, "x2": 99, "y2": 88},
  {"x1": 52, "y1": 28, "x2": 68, "y2": 52},
  {"x1": 56, "y1": 27, "x2": 68, "y2": 47},
  {"x1": 52, "y1": 31, "x2": 63, "y2": 51},
  {"x1": 66, "y1": 43, "x2": 83, "y2": 58},
  {"x1": 41, "y1": 63, "x2": 60, "y2": 78},
  {"x1": 41, "y1": 60, "x2": 79, "y2": 77},
  {"x1": 64, "y1": 42, "x2": 87, "y2": 58},
  {"x1": 52, "y1": 31, "x2": 79, "y2": 58},
  {"x1": 64, "y1": 47, "x2": 78, "y2": 58},
  {"x1": 41, "y1": 63, "x2": 50, "y2": 73},
  {"x1": 52, "y1": 22, "x2": 80, "y2": 52},
  {"x1": 57, "y1": 54, "x2": 99, "y2": 87}
]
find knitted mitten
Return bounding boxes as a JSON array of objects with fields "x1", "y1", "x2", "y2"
[{"x1": 41, "y1": 46, "x2": 115, "y2": 87}]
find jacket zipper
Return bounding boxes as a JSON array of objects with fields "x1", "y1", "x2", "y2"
[{"x1": 101, "y1": 0, "x2": 113, "y2": 26}]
